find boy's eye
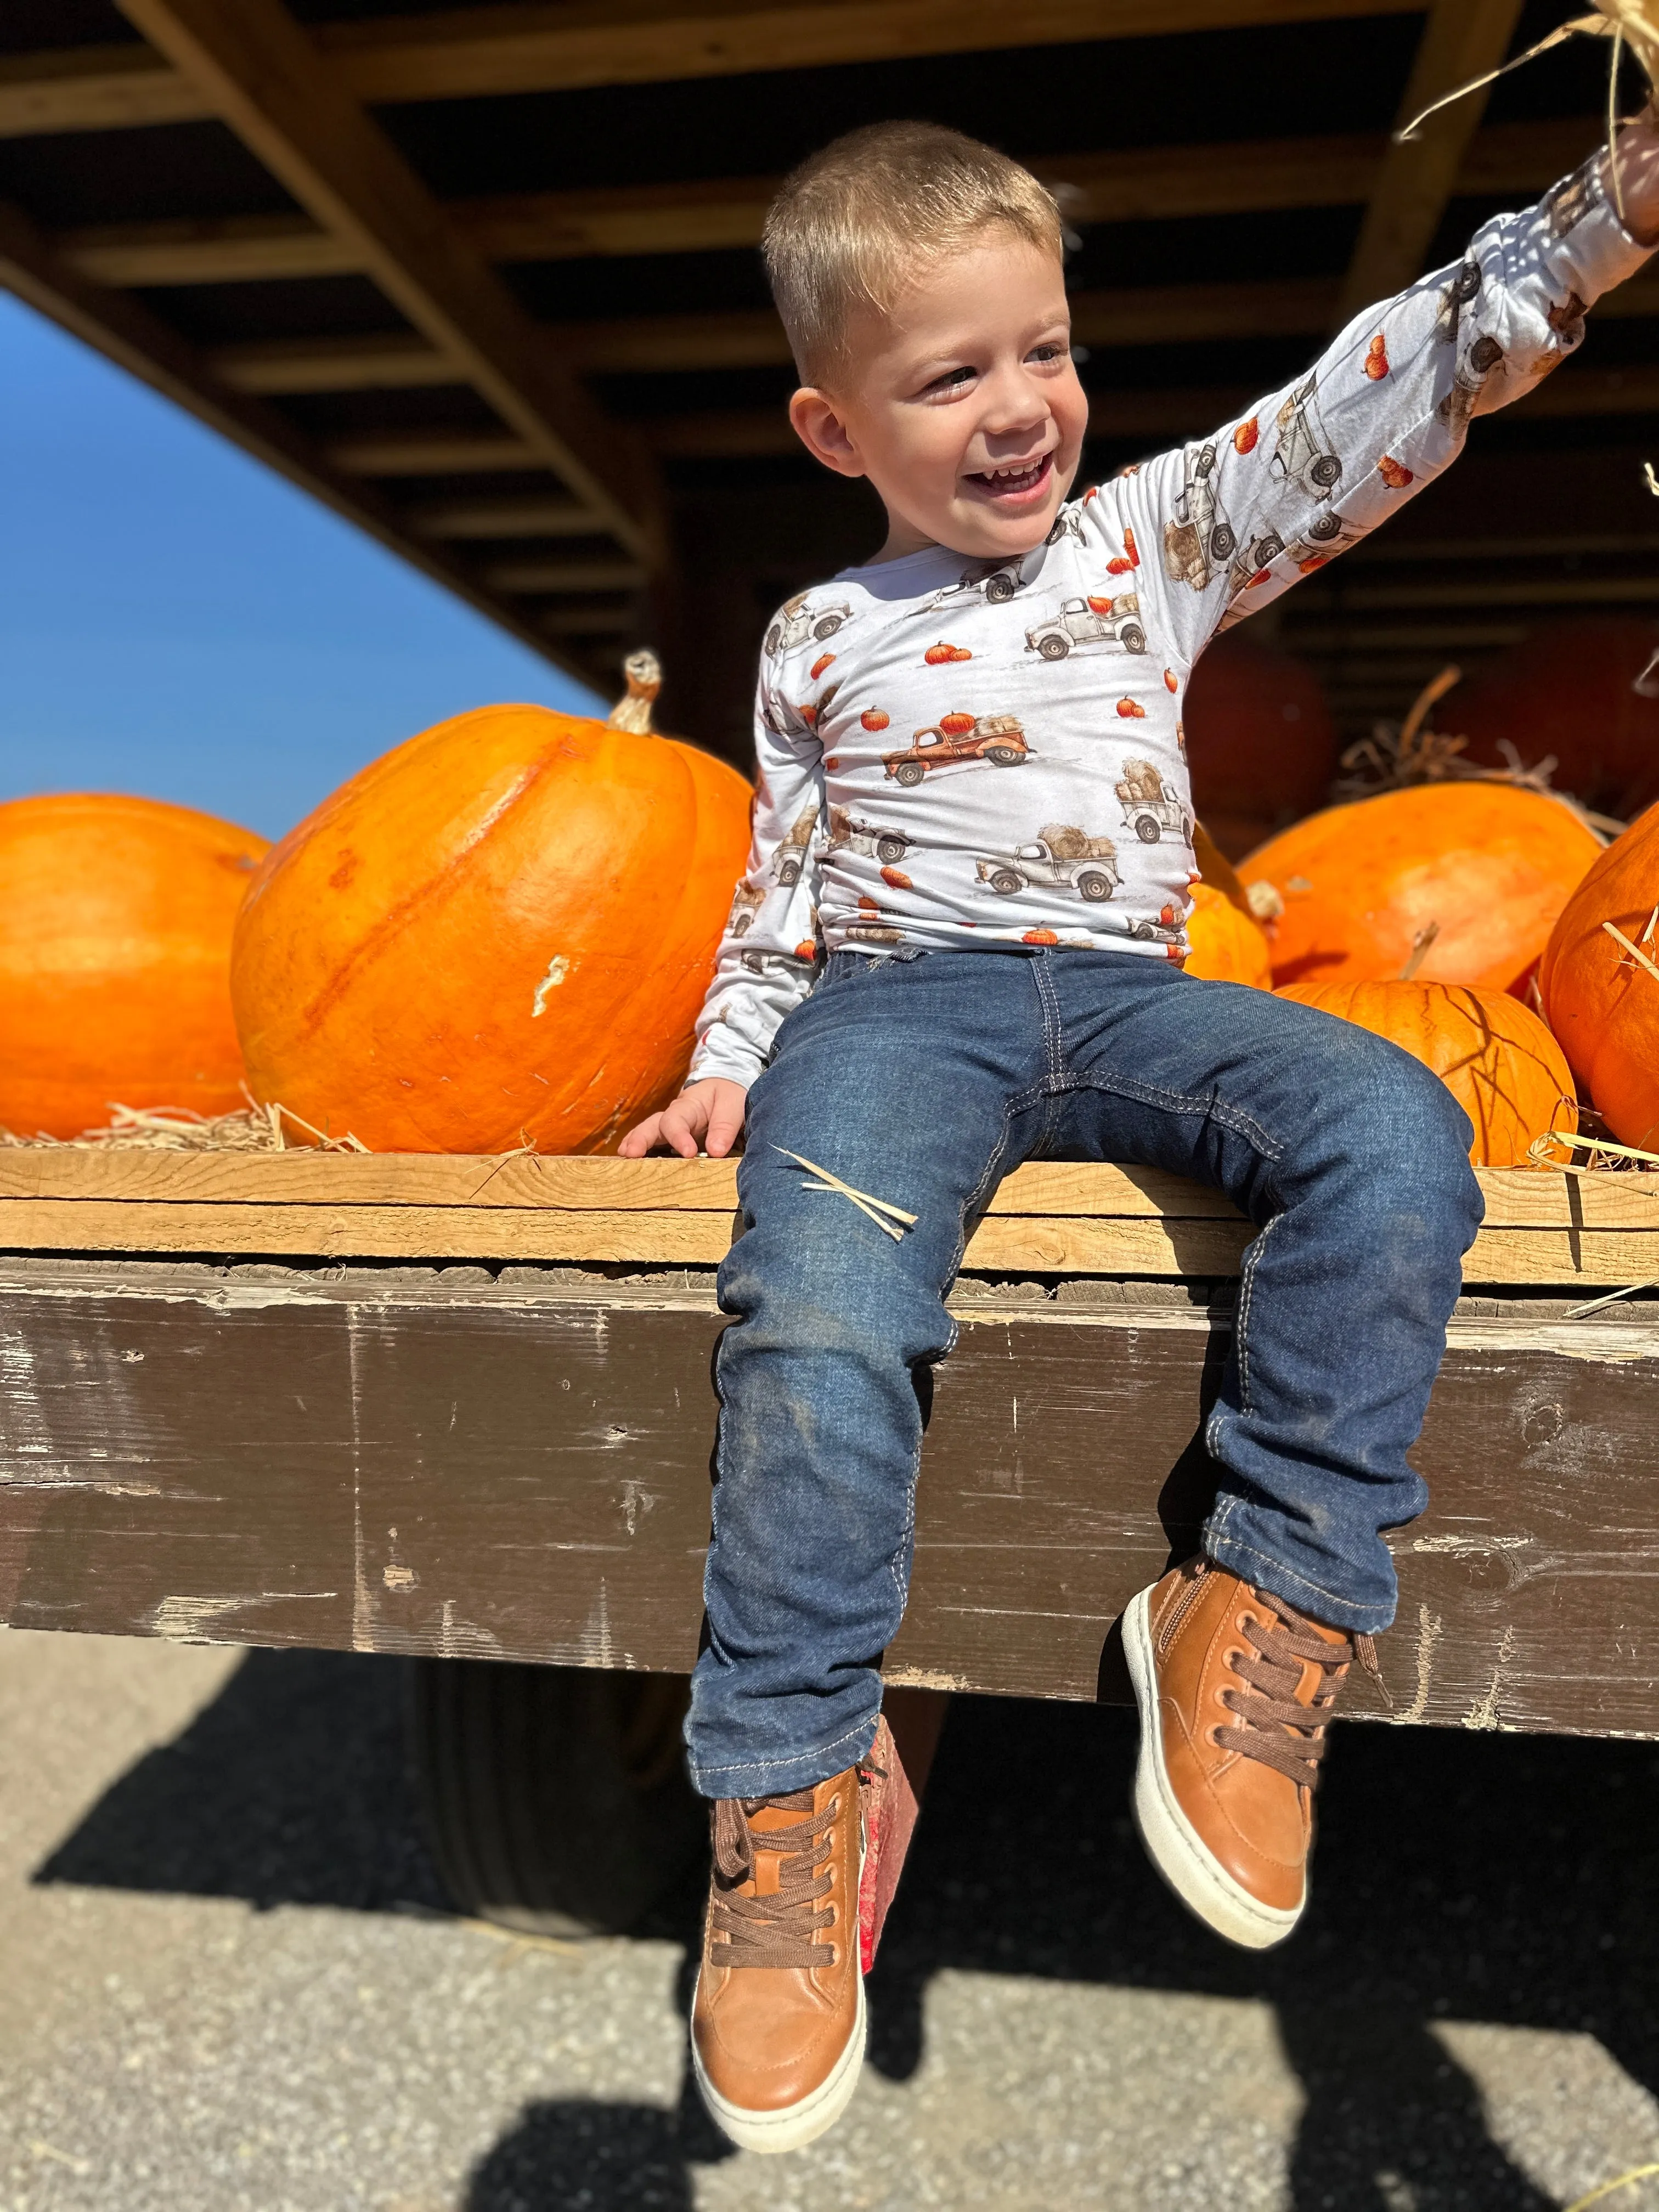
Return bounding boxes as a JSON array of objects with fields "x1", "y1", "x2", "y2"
[
  {"x1": 924, "y1": 365, "x2": 977, "y2": 393},
  {"x1": 1028, "y1": 343, "x2": 1066, "y2": 364}
]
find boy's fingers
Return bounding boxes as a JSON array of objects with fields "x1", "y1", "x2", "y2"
[
  {"x1": 659, "y1": 1099, "x2": 704, "y2": 1159},
  {"x1": 704, "y1": 1097, "x2": 746, "y2": 1158},
  {"x1": 617, "y1": 1115, "x2": 662, "y2": 1158}
]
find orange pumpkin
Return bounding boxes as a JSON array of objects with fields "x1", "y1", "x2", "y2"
[
  {"x1": 1182, "y1": 635, "x2": 1338, "y2": 861},
  {"x1": 0, "y1": 793, "x2": 267, "y2": 1138},
  {"x1": 1243, "y1": 783, "x2": 1601, "y2": 994},
  {"x1": 1278, "y1": 977, "x2": 1577, "y2": 1166},
  {"x1": 1184, "y1": 882, "x2": 1272, "y2": 986},
  {"x1": 231, "y1": 702, "x2": 752, "y2": 1153},
  {"x1": 1449, "y1": 620, "x2": 1659, "y2": 821},
  {"x1": 1540, "y1": 797, "x2": 1659, "y2": 1149}
]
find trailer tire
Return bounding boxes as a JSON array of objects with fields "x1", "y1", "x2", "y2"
[{"x1": 410, "y1": 1660, "x2": 704, "y2": 1938}]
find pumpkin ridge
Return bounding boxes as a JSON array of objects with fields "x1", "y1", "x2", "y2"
[{"x1": 293, "y1": 753, "x2": 557, "y2": 1036}]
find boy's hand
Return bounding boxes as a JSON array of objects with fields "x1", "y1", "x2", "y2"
[{"x1": 618, "y1": 1077, "x2": 748, "y2": 1159}]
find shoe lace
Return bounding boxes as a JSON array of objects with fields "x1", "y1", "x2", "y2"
[
  {"x1": 1215, "y1": 1585, "x2": 1389, "y2": 1790},
  {"x1": 708, "y1": 1787, "x2": 841, "y2": 1971}
]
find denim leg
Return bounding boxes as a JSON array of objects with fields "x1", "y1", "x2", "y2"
[
  {"x1": 685, "y1": 951, "x2": 1046, "y2": 1799},
  {"x1": 1043, "y1": 954, "x2": 1484, "y2": 1634}
]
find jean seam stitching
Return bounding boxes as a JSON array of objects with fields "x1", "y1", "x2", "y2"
[
  {"x1": 1032, "y1": 956, "x2": 1065, "y2": 1152},
  {"x1": 1207, "y1": 1531, "x2": 1387, "y2": 1624},
  {"x1": 1047, "y1": 1069, "x2": 1287, "y2": 1160},
  {"x1": 1233, "y1": 1210, "x2": 1279, "y2": 1417},
  {"x1": 691, "y1": 1713, "x2": 879, "y2": 1782}
]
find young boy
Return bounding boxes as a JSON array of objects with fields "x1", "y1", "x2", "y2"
[{"x1": 621, "y1": 115, "x2": 1659, "y2": 2153}]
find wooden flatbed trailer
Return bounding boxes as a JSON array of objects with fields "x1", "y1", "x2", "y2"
[{"x1": 2, "y1": 1149, "x2": 1656, "y2": 1933}]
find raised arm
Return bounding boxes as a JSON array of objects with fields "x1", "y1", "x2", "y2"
[{"x1": 1111, "y1": 121, "x2": 1659, "y2": 670}]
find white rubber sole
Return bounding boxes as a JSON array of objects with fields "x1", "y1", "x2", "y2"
[
  {"x1": 1123, "y1": 1586, "x2": 1305, "y2": 1953},
  {"x1": 691, "y1": 1973, "x2": 867, "y2": 2155}
]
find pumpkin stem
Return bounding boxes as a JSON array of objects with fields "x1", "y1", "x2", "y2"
[
  {"x1": 1399, "y1": 919, "x2": 1441, "y2": 981},
  {"x1": 607, "y1": 648, "x2": 662, "y2": 735}
]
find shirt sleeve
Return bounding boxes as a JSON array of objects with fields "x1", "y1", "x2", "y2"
[
  {"x1": 688, "y1": 669, "x2": 825, "y2": 1088},
  {"x1": 1104, "y1": 149, "x2": 1656, "y2": 670}
]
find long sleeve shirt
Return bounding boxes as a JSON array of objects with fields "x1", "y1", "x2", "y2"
[{"x1": 690, "y1": 152, "x2": 1652, "y2": 1088}]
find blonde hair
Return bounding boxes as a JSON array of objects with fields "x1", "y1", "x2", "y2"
[{"x1": 762, "y1": 121, "x2": 1064, "y2": 386}]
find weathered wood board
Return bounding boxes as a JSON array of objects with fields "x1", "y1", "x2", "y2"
[
  {"x1": 0, "y1": 1151, "x2": 1656, "y2": 1284},
  {"x1": 1, "y1": 1256, "x2": 1655, "y2": 1737}
]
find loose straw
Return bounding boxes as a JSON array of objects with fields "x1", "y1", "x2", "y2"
[
  {"x1": 775, "y1": 1146, "x2": 917, "y2": 1242},
  {"x1": 1565, "y1": 2163, "x2": 1659, "y2": 2212}
]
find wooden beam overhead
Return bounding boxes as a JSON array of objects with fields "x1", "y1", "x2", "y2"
[
  {"x1": 326, "y1": 432, "x2": 540, "y2": 474},
  {"x1": 319, "y1": 0, "x2": 1427, "y2": 105},
  {"x1": 409, "y1": 496, "x2": 600, "y2": 538},
  {"x1": 0, "y1": 42, "x2": 204, "y2": 137},
  {"x1": 212, "y1": 331, "x2": 461, "y2": 392},
  {"x1": 114, "y1": 0, "x2": 663, "y2": 566},
  {"x1": 1334, "y1": 0, "x2": 1526, "y2": 328},
  {"x1": 55, "y1": 119, "x2": 1602, "y2": 290},
  {"x1": 0, "y1": 0, "x2": 1431, "y2": 142},
  {"x1": 486, "y1": 557, "x2": 647, "y2": 592}
]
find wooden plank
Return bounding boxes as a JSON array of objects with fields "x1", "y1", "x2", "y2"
[
  {"x1": 0, "y1": 43, "x2": 204, "y2": 138},
  {"x1": 1334, "y1": 0, "x2": 1526, "y2": 327},
  {"x1": 328, "y1": 433, "x2": 540, "y2": 476},
  {"x1": 0, "y1": 5, "x2": 1428, "y2": 142},
  {"x1": 318, "y1": 0, "x2": 1426, "y2": 105},
  {"x1": 1, "y1": 1149, "x2": 1647, "y2": 1226},
  {"x1": 206, "y1": 262, "x2": 1659, "y2": 401},
  {"x1": 114, "y1": 0, "x2": 663, "y2": 567},
  {"x1": 53, "y1": 120, "x2": 1600, "y2": 286},
  {"x1": 484, "y1": 557, "x2": 646, "y2": 593},
  {"x1": 409, "y1": 496, "x2": 598, "y2": 540},
  {"x1": 0, "y1": 1154, "x2": 1651, "y2": 1282},
  {"x1": 2, "y1": 1262, "x2": 1655, "y2": 1734}
]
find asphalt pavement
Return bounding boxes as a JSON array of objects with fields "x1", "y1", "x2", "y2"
[{"x1": 3, "y1": 1626, "x2": 1659, "y2": 2211}]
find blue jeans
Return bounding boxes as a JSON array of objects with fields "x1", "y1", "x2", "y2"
[{"x1": 684, "y1": 946, "x2": 1483, "y2": 1800}]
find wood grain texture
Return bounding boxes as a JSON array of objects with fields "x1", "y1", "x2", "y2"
[
  {"x1": 1334, "y1": 0, "x2": 1526, "y2": 326},
  {"x1": 1, "y1": 1262, "x2": 1655, "y2": 1736},
  {"x1": 114, "y1": 0, "x2": 662, "y2": 561},
  {"x1": 55, "y1": 118, "x2": 1595, "y2": 285}
]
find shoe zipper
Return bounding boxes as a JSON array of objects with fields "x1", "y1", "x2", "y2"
[{"x1": 1155, "y1": 1560, "x2": 1210, "y2": 1658}]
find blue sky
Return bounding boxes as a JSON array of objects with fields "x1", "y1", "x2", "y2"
[{"x1": 0, "y1": 294, "x2": 602, "y2": 840}]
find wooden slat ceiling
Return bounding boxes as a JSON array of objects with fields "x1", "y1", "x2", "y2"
[{"x1": 0, "y1": 0, "x2": 1651, "y2": 756}]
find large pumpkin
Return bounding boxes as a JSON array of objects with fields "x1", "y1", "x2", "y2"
[
  {"x1": 1449, "y1": 620, "x2": 1659, "y2": 821},
  {"x1": 1278, "y1": 977, "x2": 1577, "y2": 1166},
  {"x1": 231, "y1": 702, "x2": 753, "y2": 1153},
  {"x1": 0, "y1": 793, "x2": 267, "y2": 1138},
  {"x1": 1183, "y1": 635, "x2": 1337, "y2": 861},
  {"x1": 1540, "y1": 797, "x2": 1659, "y2": 1149},
  {"x1": 1184, "y1": 881, "x2": 1272, "y2": 986},
  {"x1": 1243, "y1": 783, "x2": 1602, "y2": 994}
]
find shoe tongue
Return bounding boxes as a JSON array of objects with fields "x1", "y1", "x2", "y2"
[{"x1": 746, "y1": 1787, "x2": 816, "y2": 1827}]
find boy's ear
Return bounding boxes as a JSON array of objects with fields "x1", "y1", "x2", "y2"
[{"x1": 789, "y1": 388, "x2": 866, "y2": 479}]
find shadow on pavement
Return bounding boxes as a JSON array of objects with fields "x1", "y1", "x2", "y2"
[{"x1": 34, "y1": 1648, "x2": 1659, "y2": 2208}]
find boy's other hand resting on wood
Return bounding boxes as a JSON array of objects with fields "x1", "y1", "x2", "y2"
[{"x1": 619, "y1": 1076, "x2": 747, "y2": 1158}]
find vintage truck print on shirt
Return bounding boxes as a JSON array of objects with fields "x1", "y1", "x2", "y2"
[
  {"x1": 771, "y1": 800, "x2": 821, "y2": 886},
  {"x1": 882, "y1": 713, "x2": 1031, "y2": 785},
  {"x1": 828, "y1": 808, "x2": 913, "y2": 865},
  {"x1": 974, "y1": 823, "x2": 1121, "y2": 902},
  {"x1": 1024, "y1": 591, "x2": 1147, "y2": 659},
  {"x1": 689, "y1": 163, "x2": 1650, "y2": 1088},
  {"x1": 1162, "y1": 443, "x2": 1237, "y2": 591},
  {"x1": 764, "y1": 595, "x2": 854, "y2": 658},
  {"x1": 1116, "y1": 759, "x2": 1194, "y2": 845}
]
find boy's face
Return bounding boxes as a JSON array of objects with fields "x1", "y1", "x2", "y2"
[{"x1": 789, "y1": 229, "x2": 1088, "y2": 563}]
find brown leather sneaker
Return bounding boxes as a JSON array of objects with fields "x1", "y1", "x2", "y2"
[
  {"x1": 1122, "y1": 1556, "x2": 1383, "y2": 1951},
  {"x1": 691, "y1": 1764, "x2": 867, "y2": 2154}
]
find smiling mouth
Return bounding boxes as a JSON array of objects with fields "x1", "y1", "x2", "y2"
[{"x1": 968, "y1": 453, "x2": 1054, "y2": 500}]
